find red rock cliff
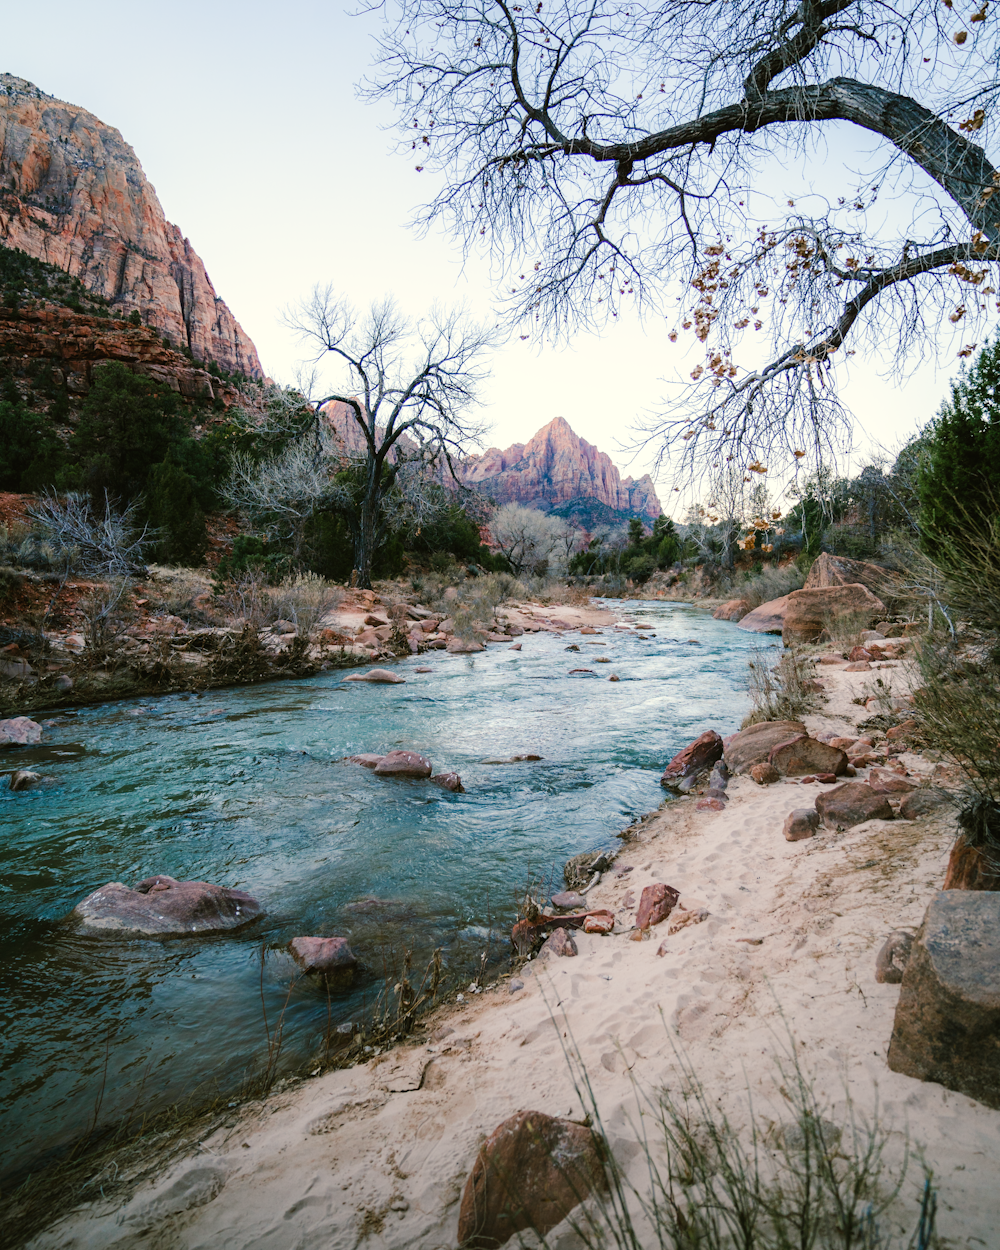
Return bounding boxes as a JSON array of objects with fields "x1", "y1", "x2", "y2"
[
  {"x1": 458, "y1": 417, "x2": 661, "y2": 520},
  {"x1": 0, "y1": 75, "x2": 262, "y2": 378}
]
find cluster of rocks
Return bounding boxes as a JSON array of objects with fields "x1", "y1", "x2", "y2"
[
  {"x1": 346, "y1": 748, "x2": 465, "y2": 793},
  {"x1": 659, "y1": 701, "x2": 1000, "y2": 1112}
]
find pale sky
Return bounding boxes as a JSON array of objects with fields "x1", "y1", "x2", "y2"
[{"x1": 5, "y1": 0, "x2": 986, "y2": 507}]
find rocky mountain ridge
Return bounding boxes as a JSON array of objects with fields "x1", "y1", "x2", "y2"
[
  {"x1": 457, "y1": 417, "x2": 662, "y2": 522},
  {"x1": 320, "y1": 406, "x2": 662, "y2": 525},
  {"x1": 0, "y1": 74, "x2": 262, "y2": 378}
]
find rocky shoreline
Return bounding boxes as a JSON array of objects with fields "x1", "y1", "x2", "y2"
[{"x1": 18, "y1": 611, "x2": 1000, "y2": 1250}]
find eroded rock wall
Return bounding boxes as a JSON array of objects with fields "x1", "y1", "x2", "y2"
[{"x1": 0, "y1": 75, "x2": 262, "y2": 378}]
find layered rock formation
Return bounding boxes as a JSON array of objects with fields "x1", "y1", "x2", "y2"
[
  {"x1": 457, "y1": 417, "x2": 661, "y2": 522},
  {"x1": 0, "y1": 302, "x2": 246, "y2": 406},
  {"x1": 319, "y1": 407, "x2": 662, "y2": 525},
  {"x1": 0, "y1": 75, "x2": 262, "y2": 378}
]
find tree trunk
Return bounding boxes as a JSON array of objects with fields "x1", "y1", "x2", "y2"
[{"x1": 355, "y1": 490, "x2": 379, "y2": 589}]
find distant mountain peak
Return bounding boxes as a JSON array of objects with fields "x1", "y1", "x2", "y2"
[{"x1": 458, "y1": 417, "x2": 661, "y2": 522}]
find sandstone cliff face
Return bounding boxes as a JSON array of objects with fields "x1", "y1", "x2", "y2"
[
  {"x1": 0, "y1": 303, "x2": 246, "y2": 408},
  {"x1": 458, "y1": 417, "x2": 662, "y2": 521},
  {"x1": 0, "y1": 75, "x2": 262, "y2": 378}
]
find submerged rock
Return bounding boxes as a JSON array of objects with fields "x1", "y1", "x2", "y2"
[
  {"x1": 342, "y1": 668, "x2": 405, "y2": 684},
  {"x1": 0, "y1": 716, "x2": 42, "y2": 746},
  {"x1": 70, "y1": 875, "x2": 263, "y2": 937},
  {"x1": 373, "y1": 750, "x2": 433, "y2": 778},
  {"x1": 430, "y1": 771, "x2": 465, "y2": 792},
  {"x1": 289, "y1": 936, "x2": 358, "y2": 990},
  {"x1": 9, "y1": 769, "x2": 48, "y2": 791},
  {"x1": 347, "y1": 753, "x2": 384, "y2": 769}
]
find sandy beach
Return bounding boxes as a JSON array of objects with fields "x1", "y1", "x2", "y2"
[{"x1": 27, "y1": 646, "x2": 1000, "y2": 1250}]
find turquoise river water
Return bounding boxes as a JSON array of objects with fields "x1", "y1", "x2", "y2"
[{"x1": 0, "y1": 600, "x2": 772, "y2": 1180}]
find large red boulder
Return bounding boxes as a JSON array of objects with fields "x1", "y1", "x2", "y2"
[
  {"x1": 780, "y1": 584, "x2": 887, "y2": 645},
  {"x1": 70, "y1": 875, "x2": 263, "y2": 937},
  {"x1": 373, "y1": 750, "x2": 433, "y2": 778},
  {"x1": 768, "y1": 735, "x2": 849, "y2": 777},
  {"x1": 712, "y1": 598, "x2": 751, "y2": 622},
  {"x1": 887, "y1": 891, "x2": 1000, "y2": 1108},
  {"x1": 723, "y1": 720, "x2": 807, "y2": 773},
  {"x1": 736, "y1": 594, "x2": 795, "y2": 634},
  {"x1": 457, "y1": 1110, "x2": 606, "y2": 1247},
  {"x1": 635, "y1": 884, "x2": 680, "y2": 929},
  {"x1": 660, "y1": 730, "x2": 723, "y2": 789},
  {"x1": 288, "y1": 936, "x2": 358, "y2": 990},
  {"x1": 814, "y1": 782, "x2": 893, "y2": 829},
  {"x1": 803, "y1": 551, "x2": 894, "y2": 597}
]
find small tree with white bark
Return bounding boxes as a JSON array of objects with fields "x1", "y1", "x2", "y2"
[{"x1": 488, "y1": 502, "x2": 568, "y2": 575}]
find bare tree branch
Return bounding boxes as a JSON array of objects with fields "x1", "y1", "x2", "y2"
[{"x1": 367, "y1": 0, "x2": 1000, "y2": 488}]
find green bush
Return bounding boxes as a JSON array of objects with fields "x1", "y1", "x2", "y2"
[
  {"x1": 215, "y1": 534, "x2": 288, "y2": 582},
  {"x1": 918, "y1": 334, "x2": 1000, "y2": 560},
  {"x1": 67, "y1": 362, "x2": 183, "y2": 500},
  {"x1": 146, "y1": 456, "x2": 208, "y2": 566},
  {"x1": 0, "y1": 400, "x2": 65, "y2": 491}
]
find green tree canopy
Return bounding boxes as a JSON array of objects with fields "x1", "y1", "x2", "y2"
[{"x1": 918, "y1": 336, "x2": 1000, "y2": 553}]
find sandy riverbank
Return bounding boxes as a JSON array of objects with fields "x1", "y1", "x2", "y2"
[{"x1": 26, "y1": 644, "x2": 1000, "y2": 1250}]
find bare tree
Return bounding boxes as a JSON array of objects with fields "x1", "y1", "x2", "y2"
[
  {"x1": 368, "y1": 0, "x2": 999, "y2": 488},
  {"x1": 488, "y1": 502, "x2": 566, "y2": 574},
  {"x1": 29, "y1": 491, "x2": 150, "y2": 577},
  {"x1": 282, "y1": 291, "x2": 500, "y2": 587}
]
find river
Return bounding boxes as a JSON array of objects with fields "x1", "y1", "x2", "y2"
[{"x1": 0, "y1": 599, "x2": 771, "y2": 1180}]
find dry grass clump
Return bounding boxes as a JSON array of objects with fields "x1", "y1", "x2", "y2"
[
  {"x1": 742, "y1": 644, "x2": 818, "y2": 727},
  {"x1": 730, "y1": 562, "x2": 805, "y2": 610},
  {"x1": 0, "y1": 519, "x2": 58, "y2": 572},
  {"x1": 144, "y1": 565, "x2": 214, "y2": 621},
  {"x1": 452, "y1": 572, "x2": 522, "y2": 640},
  {"x1": 553, "y1": 1027, "x2": 937, "y2": 1250},
  {"x1": 79, "y1": 578, "x2": 136, "y2": 666},
  {"x1": 266, "y1": 573, "x2": 345, "y2": 635}
]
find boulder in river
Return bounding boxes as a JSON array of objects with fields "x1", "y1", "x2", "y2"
[
  {"x1": 430, "y1": 771, "x2": 465, "y2": 792},
  {"x1": 9, "y1": 769, "x2": 47, "y2": 791},
  {"x1": 373, "y1": 750, "x2": 433, "y2": 778},
  {"x1": 70, "y1": 874, "x2": 263, "y2": 937},
  {"x1": 447, "y1": 637, "x2": 484, "y2": 653},
  {"x1": 342, "y1": 668, "x2": 405, "y2": 684},
  {"x1": 348, "y1": 754, "x2": 384, "y2": 769},
  {"x1": 288, "y1": 936, "x2": 358, "y2": 990},
  {"x1": 0, "y1": 716, "x2": 42, "y2": 746}
]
